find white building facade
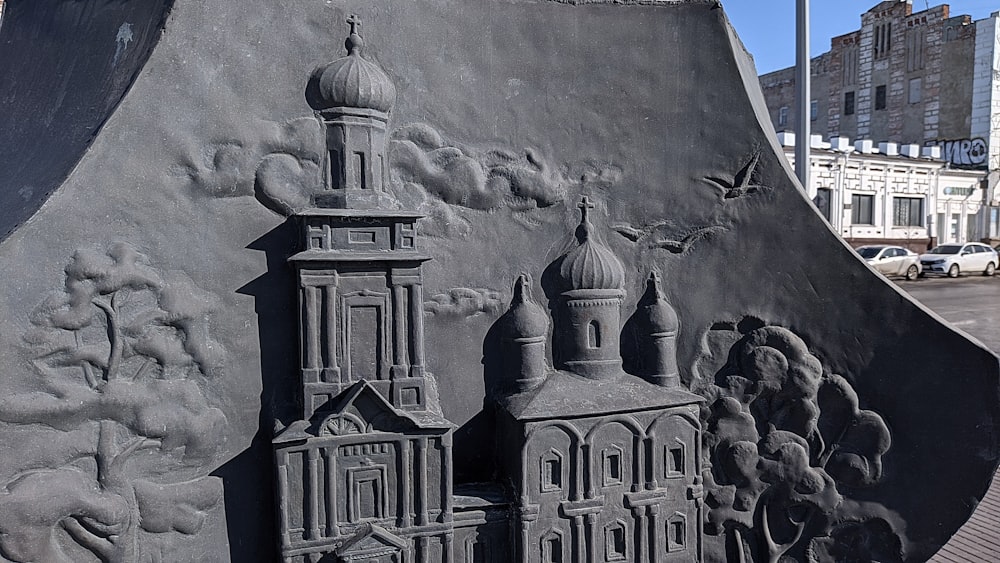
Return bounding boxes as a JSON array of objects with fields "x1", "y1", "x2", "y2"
[{"x1": 779, "y1": 135, "x2": 995, "y2": 251}]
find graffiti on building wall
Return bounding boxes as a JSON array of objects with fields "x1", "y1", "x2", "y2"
[{"x1": 929, "y1": 138, "x2": 988, "y2": 167}]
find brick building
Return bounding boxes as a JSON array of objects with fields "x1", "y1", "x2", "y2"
[
  {"x1": 761, "y1": 1, "x2": 1000, "y2": 170},
  {"x1": 760, "y1": 0, "x2": 1000, "y2": 245}
]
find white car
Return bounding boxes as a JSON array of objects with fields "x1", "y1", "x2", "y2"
[
  {"x1": 856, "y1": 245, "x2": 922, "y2": 280},
  {"x1": 919, "y1": 243, "x2": 998, "y2": 278}
]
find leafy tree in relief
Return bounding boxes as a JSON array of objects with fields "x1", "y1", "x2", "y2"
[
  {"x1": 0, "y1": 242, "x2": 227, "y2": 563},
  {"x1": 696, "y1": 324, "x2": 899, "y2": 563}
]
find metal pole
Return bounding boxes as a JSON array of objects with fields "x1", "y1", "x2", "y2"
[{"x1": 795, "y1": 0, "x2": 810, "y2": 189}]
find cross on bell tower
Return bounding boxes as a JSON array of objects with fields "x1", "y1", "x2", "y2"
[{"x1": 289, "y1": 17, "x2": 430, "y2": 417}]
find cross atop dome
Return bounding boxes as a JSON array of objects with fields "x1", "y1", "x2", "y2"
[
  {"x1": 345, "y1": 14, "x2": 364, "y2": 55},
  {"x1": 308, "y1": 16, "x2": 398, "y2": 208},
  {"x1": 576, "y1": 196, "x2": 596, "y2": 242},
  {"x1": 310, "y1": 16, "x2": 396, "y2": 116}
]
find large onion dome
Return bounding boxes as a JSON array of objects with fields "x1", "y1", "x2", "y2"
[
  {"x1": 312, "y1": 17, "x2": 397, "y2": 114},
  {"x1": 557, "y1": 197, "x2": 626, "y2": 292},
  {"x1": 502, "y1": 274, "x2": 549, "y2": 340}
]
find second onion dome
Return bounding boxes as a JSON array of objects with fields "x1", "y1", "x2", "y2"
[
  {"x1": 500, "y1": 274, "x2": 549, "y2": 392},
  {"x1": 631, "y1": 271, "x2": 681, "y2": 388}
]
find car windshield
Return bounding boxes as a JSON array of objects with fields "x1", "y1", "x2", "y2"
[
  {"x1": 928, "y1": 245, "x2": 961, "y2": 254},
  {"x1": 857, "y1": 247, "x2": 882, "y2": 258}
]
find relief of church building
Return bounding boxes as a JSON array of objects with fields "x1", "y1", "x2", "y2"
[
  {"x1": 272, "y1": 20, "x2": 703, "y2": 563},
  {"x1": 489, "y1": 201, "x2": 705, "y2": 563},
  {"x1": 272, "y1": 18, "x2": 455, "y2": 563}
]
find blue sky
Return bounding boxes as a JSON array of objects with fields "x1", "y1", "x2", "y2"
[{"x1": 724, "y1": 1, "x2": 1000, "y2": 74}]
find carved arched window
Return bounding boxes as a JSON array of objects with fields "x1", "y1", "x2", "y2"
[
  {"x1": 602, "y1": 444, "x2": 624, "y2": 487},
  {"x1": 540, "y1": 449, "x2": 564, "y2": 493},
  {"x1": 541, "y1": 530, "x2": 564, "y2": 563},
  {"x1": 666, "y1": 512, "x2": 687, "y2": 553},
  {"x1": 605, "y1": 521, "x2": 627, "y2": 561},
  {"x1": 588, "y1": 320, "x2": 601, "y2": 349}
]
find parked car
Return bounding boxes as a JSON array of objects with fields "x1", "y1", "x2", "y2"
[
  {"x1": 919, "y1": 242, "x2": 998, "y2": 278},
  {"x1": 855, "y1": 245, "x2": 922, "y2": 280}
]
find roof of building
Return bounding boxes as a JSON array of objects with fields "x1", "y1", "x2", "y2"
[
  {"x1": 274, "y1": 380, "x2": 453, "y2": 443},
  {"x1": 498, "y1": 368, "x2": 701, "y2": 421},
  {"x1": 335, "y1": 524, "x2": 407, "y2": 556}
]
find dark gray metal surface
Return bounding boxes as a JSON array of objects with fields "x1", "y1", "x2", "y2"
[
  {"x1": 0, "y1": 1, "x2": 996, "y2": 561},
  {"x1": 0, "y1": 0, "x2": 174, "y2": 240}
]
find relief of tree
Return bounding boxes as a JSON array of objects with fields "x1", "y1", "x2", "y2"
[
  {"x1": 697, "y1": 325, "x2": 900, "y2": 563},
  {"x1": 0, "y1": 242, "x2": 227, "y2": 563}
]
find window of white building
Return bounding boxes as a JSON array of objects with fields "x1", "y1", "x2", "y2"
[
  {"x1": 814, "y1": 188, "x2": 832, "y2": 220},
  {"x1": 851, "y1": 194, "x2": 875, "y2": 224},
  {"x1": 893, "y1": 197, "x2": 924, "y2": 226}
]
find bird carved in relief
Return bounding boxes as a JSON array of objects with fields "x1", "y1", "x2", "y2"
[
  {"x1": 704, "y1": 150, "x2": 771, "y2": 200},
  {"x1": 612, "y1": 221, "x2": 728, "y2": 254}
]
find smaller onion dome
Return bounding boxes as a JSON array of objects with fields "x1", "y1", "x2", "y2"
[
  {"x1": 502, "y1": 274, "x2": 549, "y2": 340},
  {"x1": 557, "y1": 197, "x2": 626, "y2": 292},
  {"x1": 637, "y1": 271, "x2": 678, "y2": 333},
  {"x1": 311, "y1": 16, "x2": 397, "y2": 114}
]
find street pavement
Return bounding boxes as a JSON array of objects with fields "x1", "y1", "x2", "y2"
[
  {"x1": 902, "y1": 274, "x2": 1000, "y2": 353},
  {"x1": 900, "y1": 274, "x2": 1000, "y2": 562}
]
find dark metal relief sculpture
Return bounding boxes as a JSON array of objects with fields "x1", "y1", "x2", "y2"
[
  {"x1": 0, "y1": 243, "x2": 226, "y2": 563},
  {"x1": 272, "y1": 18, "x2": 456, "y2": 563},
  {"x1": 261, "y1": 16, "x2": 919, "y2": 563},
  {"x1": 693, "y1": 322, "x2": 895, "y2": 563},
  {"x1": 271, "y1": 20, "x2": 709, "y2": 563},
  {"x1": 2, "y1": 1, "x2": 999, "y2": 562}
]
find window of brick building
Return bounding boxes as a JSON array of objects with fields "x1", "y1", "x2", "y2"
[
  {"x1": 844, "y1": 91, "x2": 855, "y2": 116},
  {"x1": 811, "y1": 100, "x2": 818, "y2": 121},
  {"x1": 874, "y1": 22, "x2": 892, "y2": 59},
  {"x1": 906, "y1": 28, "x2": 925, "y2": 71},
  {"x1": 875, "y1": 85, "x2": 887, "y2": 110},
  {"x1": 842, "y1": 48, "x2": 859, "y2": 86},
  {"x1": 909, "y1": 78, "x2": 921, "y2": 104},
  {"x1": 778, "y1": 106, "x2": 789, "y2": 127}
]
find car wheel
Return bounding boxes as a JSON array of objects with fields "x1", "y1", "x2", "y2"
[
  {"x1": 905, "y1": 264, "x2": 919, "y2": 281},
  {"x1": 948, "y1": 264, "x2": 960, "y2": 278},
  {"x1": 985, "y1": 262, "x2": 996, "y2": 277}
]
